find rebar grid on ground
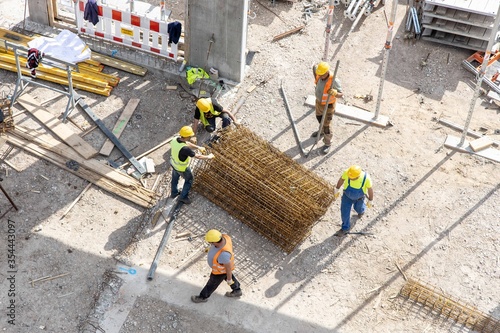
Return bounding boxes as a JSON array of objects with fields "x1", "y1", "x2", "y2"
[
  {"x1": 192, "y1": 126, "x2": 335, "y2": 253},
  {"x1": 399, "y1": 278, "x2": 500, "y2": 333}
]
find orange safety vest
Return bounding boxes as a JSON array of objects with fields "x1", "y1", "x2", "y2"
[
  {"x1": 315, "y1": 72, "x2": 337, "y2": 105},
  {"x1": 211, "y1": 234, "x2": 235, "y2": 275}
]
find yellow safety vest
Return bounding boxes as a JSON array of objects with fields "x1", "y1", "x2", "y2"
[
  {"x1": 170, "y1": 138, "x2": 190, "y2": 172},
  {"x1": 199, "y1": 101, "x2": 221, "y2": 127}
]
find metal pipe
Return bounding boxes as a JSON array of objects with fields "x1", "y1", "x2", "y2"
[
  {"x1": 147, "y1": 201, "x2": 183, "y2": 281},
  {"x1": 459, "y1": 3, "x2": 500, "y2": 146},
  {"x1": 350, "y1": 0, "x2": 370, "y2": 33},
  {"x1": 345, "y1": 0, "x2": 357, "y2": 18},
  {"x1": 374, "y1": 0, "x2": 398, "y2": 119},
  {"x1": 411, "y1": 7, "x2": 421, "y2": 35},
  {"x1": 280, "y1": 81, "x2": 308, "y2": 157},
  {"x1": 349, "y1": 0, "x2": 363, "y2": 21}
]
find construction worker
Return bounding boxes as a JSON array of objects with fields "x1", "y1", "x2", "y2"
[
  {"x1": 170, "y1": 125, "x2": 214, "y2": 204},
  {"x1": 333, "y1": 165, "x2": 373, "y2": 236},
  {"x1": 312, "y1": 61, "x2": 343, "y2": 154},
  {"x1": 192, "y1": 97, "x2": 239, "y2": 133},
  {"x1": 191, "y1": 229, "x2": 243, "y2": 303}
]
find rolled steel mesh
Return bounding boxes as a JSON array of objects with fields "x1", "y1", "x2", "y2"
[
  {"x1": 192, "y1": 126, "x2": 335, "y2": 253},
  {"x1": 399, "y1": 278, "x2": 500, "y2": 333}
]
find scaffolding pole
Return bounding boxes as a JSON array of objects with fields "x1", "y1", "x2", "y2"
[
  {"x1": 322, "y1": 0, "x2": 336, "y2": 61},
  {"x1": 459, "y1": 3, "x2": 500, "y2": 146},
  {"x1": 374, "y1": 0, "x2": 398, "y2": 119}
]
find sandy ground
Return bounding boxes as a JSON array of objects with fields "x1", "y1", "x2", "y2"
[{"x1": 0, "y1": 0, "x2": 499, "y2": 332}]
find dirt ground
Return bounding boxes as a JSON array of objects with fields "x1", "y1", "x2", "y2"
[{"x1": 1, "y1": 0, "x2": 499, "y2": 332}]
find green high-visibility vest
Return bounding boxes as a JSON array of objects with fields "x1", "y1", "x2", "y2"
[
  {"x1": 170, "y1": 138, "x2": 190, "y2": 172},
  {"x1": 199, "y1": 101, "x2": 221, "y2": 127}
]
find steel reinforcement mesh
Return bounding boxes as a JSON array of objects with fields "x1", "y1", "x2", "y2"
[
  {"x1": 399, "y1": 278, "x2": 500, "y2": 333},
  {"x1": 192, "y1": 126, "x2": 335, "y2": 253}
]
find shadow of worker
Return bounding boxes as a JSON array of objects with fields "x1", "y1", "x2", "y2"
[{"x1": 264, "y1": 234, "x2": 344, "y2": 298}]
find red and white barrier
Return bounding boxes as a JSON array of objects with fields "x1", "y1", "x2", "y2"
[{"x1": 75, "y1": 0, "x2": 178, "y2": 60}]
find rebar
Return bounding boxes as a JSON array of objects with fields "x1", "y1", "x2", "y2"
[
  {"x1": 399, "y1": 279, "x2": 500, "y2": 333},
  {"x1": 192, "y1": 126, "x2": 335, "y2": 253}
]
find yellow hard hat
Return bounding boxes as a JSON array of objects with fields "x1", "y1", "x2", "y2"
[
  {"x1": 347, "y1": 165, "x2": 362, "y2": 179},
  {"x1": 196, "y1": 98, "x2": 212, "y2": 113},
  {"x1": 179, "y1": 125, "x2": 195, "y2": 138},
  {"x1": 316, "y1": 61, "x2": 330, "y2": 76},
  {"x1": 205, "y1": 229, "x2": 222, "y2": 243}
]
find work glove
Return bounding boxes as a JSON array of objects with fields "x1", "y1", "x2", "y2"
[
  {"x1": 198, "y1": 147, "x2": 207, "y2": 154},
  {"x1": 334, "y1": 187, "x2": 340, "y2": 199},
  {"x1": 226, "y1": 279, "x2": 235, "y2": 286},
  {"x1": 328, "y1": 88, "x2": 338, "y2": 96},
  {"x1": 207, "y1": 153, "x2": 215, "y2": 159},
  {"x1": 367, "y1": 200, "x2": 373, "y2": 208}
]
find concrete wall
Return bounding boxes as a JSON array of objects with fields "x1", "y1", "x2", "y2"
[
  {"x1": 28, "y1": 0, "x2": 50, "y2": 25},
  {"x1": 186, "y1": 0, "x2": 248, "y2": 83}
]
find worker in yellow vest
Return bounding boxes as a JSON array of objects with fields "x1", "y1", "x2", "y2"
[
  {"x1": 191, "y1": 229, "x2": 242, "y2": 303},
  {"x1": 333, "y1": 165, "x2": 374, "y2": 236},
  {"x1": 170, "y1": 126, "x2": 214, "y2": 204},
  {"x1": 192, "y1": 97, "x2": 239, "y2": 133},
  {"x1": 312, "y1": 61, "x2": 344, "y2": 154}
]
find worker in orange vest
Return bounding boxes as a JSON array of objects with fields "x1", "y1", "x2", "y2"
[
  {"x1": 312, "y1": 61, "x2": 343, "y2": 154},
  {"x1": 191, "y1": 229, "x2": 242, "y2": 303}
]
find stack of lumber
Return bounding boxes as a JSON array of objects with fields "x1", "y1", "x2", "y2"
[
  {"x1": 3, "y1": 93, "x2": 156, "y2": 208},
  {"x1": 0, "y1": 28, "x2": 119, "y2": 96}
]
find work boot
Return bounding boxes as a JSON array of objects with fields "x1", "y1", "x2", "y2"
[
  {"x1": 30, "y1": 69, "x2": 37, "y2": 78},
  {"x1": 321, "y1": 145, "x2": 330, "y2": 155},
  {"x1": 191, "y1": 295, "x2": 207, "y2": 303},
  {"x1": 170, "y1": 190, "x2": 180, "y2": 199},
  {"x1": 179, "y1": 197, "x2": 192, "y2": 205},
  {"x1": 311, "y1": 131, "x2": 323, "y2": 138},
  {"x1": 334, "y1": 229, "x2": 348, "y2": 237},
  {"x1": 358, "y1": 213, "x2": 364, "y2": 218},
  {"x1": 225, "y1": 290, "x2": 242, "y2": 297}
]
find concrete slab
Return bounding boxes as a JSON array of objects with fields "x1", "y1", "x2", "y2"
[{"x1": 444, "y1": 134, "x2": 500, "y2": 162}]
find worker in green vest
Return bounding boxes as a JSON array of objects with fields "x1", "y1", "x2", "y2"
[
  {"x1": 170, "y1": 126, "x2": 214, "y2": 204},
  {"x1": 192, "y1": 97, "x2": 239, "y2": 133}
]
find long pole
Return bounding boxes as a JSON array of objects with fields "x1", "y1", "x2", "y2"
[
  {"x1": 322, "y1": 0, "x2": 335, "y2": 61},
  {"x1": 374, "y1": 0, "x2": 398, "y2": 119},
  {"x1": 147, "y1": 201, "x2": 183, "y2": 281},
  {"x1": 459, "y1": 4, "x2": 500, "y2": 146}
]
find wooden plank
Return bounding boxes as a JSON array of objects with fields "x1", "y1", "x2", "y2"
[
  {"x1": 99, "y1": 98, "x2": 140, "y2": 156},
  {"x1": 444, "y1": 135, "x2": 500, "y2": 162},
  {"x1": 16, "y1": 94, "x2": 98, "y2": 159},
  {"x1": 469, "y1": 136, "x2": 494, "y2": 151},
  {"x1": 304, "y1": 96, "x2": 390, "y2": 127},
  {"x1": 90, "y1": 53, "x2": 148, "y2": 76}
]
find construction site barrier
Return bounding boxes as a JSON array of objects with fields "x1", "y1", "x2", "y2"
[{"x1": 75, "y1": 0, "x2": 178, "y2": 60}]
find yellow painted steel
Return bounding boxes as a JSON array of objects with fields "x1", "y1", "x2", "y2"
[{"x1": 0, "y1": 61, "x2": 111, "y2": 96}]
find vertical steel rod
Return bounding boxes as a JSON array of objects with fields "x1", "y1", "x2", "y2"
[
  {"x1": 374, "y1": 0, "x2": 398, "y2": 119},
  {"x1": 459, "y1": 4, "x2": 500, "y2": 146}
]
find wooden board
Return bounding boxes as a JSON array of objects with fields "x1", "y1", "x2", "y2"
[
  {"x1": 90, "y1": 53, "x2": 148, "y2": 76},
  {"x1": 469, "y1": 136, "x2": 494, "y2": 151},
  {"x1": 444, "y1": 135, "x2": 500, "y2": 162},
  {"x1": 17, "y1": 94, "x2": 98, "y2": 159},
  {"x1": 304, "y1": 96, "x2": 390, "y2": 128},
  {"x1": 99, "y1": 98, "x2": 140, "y2": 156}
]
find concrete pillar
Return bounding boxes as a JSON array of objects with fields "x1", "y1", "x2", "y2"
[
  {"x1": 28, "y1": 0, "x2": 50, "y2": 25},
  {"x1": 186, "y1": 0, "x2": 248, "y2": 83}
]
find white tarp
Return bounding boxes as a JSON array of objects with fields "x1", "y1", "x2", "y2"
[{"x1": 28, "y1": 30, "x2": 91, "y2": 64}]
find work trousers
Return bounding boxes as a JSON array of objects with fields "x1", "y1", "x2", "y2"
[
  {"x1": 314, "y1": 100, "x2": 335, "y2": 146},
  {"x1": 340, "y1": 194, "x2": 366, "y2": 231},
  {"x1": 171, "y1": 166, "x2": 193, "y2": 200},
  {"x1": 199, "y1": 272, "x2": 241, "y2": 299},
  {"x1": 205, "y1": 113, "x2": 231, "y2": 133}
]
